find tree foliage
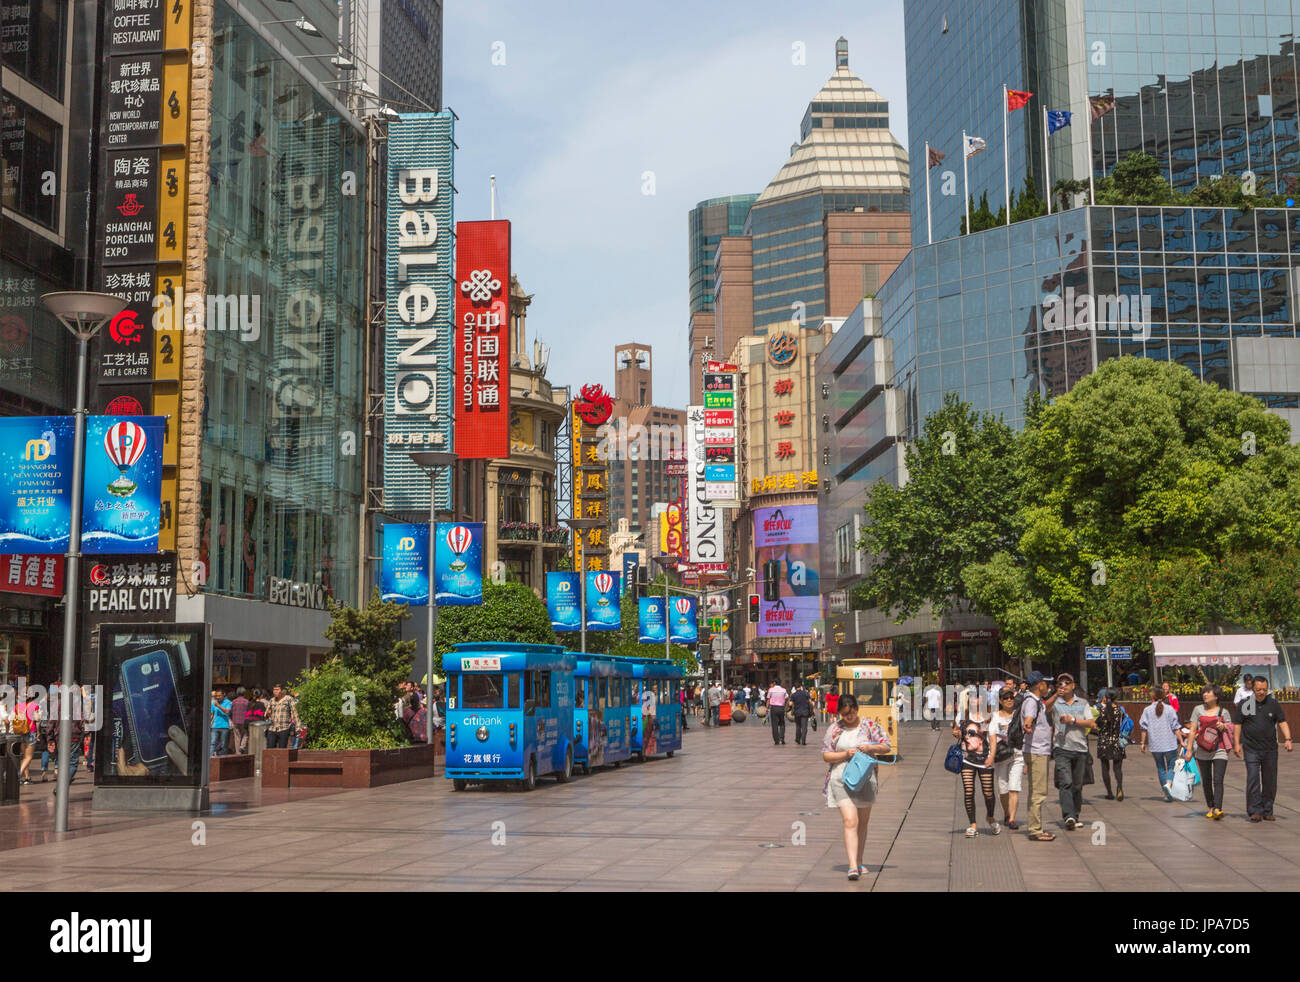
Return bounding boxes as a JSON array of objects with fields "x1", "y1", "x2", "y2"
[
  {"x1": 433, "y1": 580, "x2": 558, "y2": 657},
  {"x1": 292, "y1": 657, "x2": 406, "y2": 750},
  {"x1": 322, "y1": 588, "x2": 417, "y2": 721}
]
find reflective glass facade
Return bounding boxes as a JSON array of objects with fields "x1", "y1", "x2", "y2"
[
  {"x1": 879, "y1": 206, "x2": 1300, "y2": 438},
  {"x1": 688, "y1": 193, "x2": 756, "y2": 315},
  {"x1": 906, "y1": 0, "x2": 1300, "y2": 245},
  {"x1": 199, "y1": 2, "x2": 366, "y2": 604}
]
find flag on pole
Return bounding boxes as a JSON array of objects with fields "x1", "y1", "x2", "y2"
[
  {"x1": 1006, "y1": 89, "x2": 1033, "y2": 111},
  {"x1": 927, "y1": 146, "x2": 946, "y2": 169},
  {"x1": 964, "y1": 135, "x2": 986, "y2": 158},
  {"x1": 1046, "y1": 109, "x2": 1072, "y2": 134},
  {"x1": 1090, "y1": 95, "x2": 1115, "y2": 120}
]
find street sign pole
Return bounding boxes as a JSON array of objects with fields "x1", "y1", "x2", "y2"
[{"x1": 1106, "y1": 644, "x2": 1114, "y2": 690}]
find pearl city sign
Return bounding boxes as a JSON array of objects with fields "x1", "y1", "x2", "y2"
[{"x1": 385, "y1": 112, "x2": 455, "y2": 510}]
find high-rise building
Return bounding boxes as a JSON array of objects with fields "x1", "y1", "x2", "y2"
[
  {"x1": 607, "y1": 344, "x2": 687, "y2": 535},
  {"x1": 905, "y1": 0, "x2": 1300, "y2": 245},
  {"x1": 688, "y1": 195, "x2": 756, "y2": 403}
]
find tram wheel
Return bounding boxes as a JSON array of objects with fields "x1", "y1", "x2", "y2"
[
  {"x1": 556, "y1": 747, "x2": 573, "y2": 783},
  {"x1": 636, "y1": 749, "x2": 646, "y2": 763},
  {"x1": 522, "y1": 756, "x2": 538, "y2": 791},
  {"x1": 452, "y1": 779, "x2": 467, "y2": 791},
  {"x1": 666, "y1": 751, "x2": 674, "y2": 758}
]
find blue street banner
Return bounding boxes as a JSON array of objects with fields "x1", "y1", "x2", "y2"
[
  {"x1": 434, "y1": 522, "x2": 484, "y2": 605},
  {"x1": 80, "y1": 416, "x2": 165, "y2": 555},
  {"x1": 621, "y1": 552, "x2": 639, "y2": 596},
  {"x1": 585, "y1": 570, "x2": 621, "y2": 631},
  {"x1": 668, "y1": 595, "x2": 698, "y2": 644},
  {"x1": 0, "y1": 416, "x2": 75, "y2": 555},
  {"x1": 382, "y1": 523, "x2": 430, "y2": 605},
  {"x1": 638, "y1": 596, "x2": 666, "y2": 644},
  {"x1": 546, "y1": 571, "x2": 581, "y2": 632}
]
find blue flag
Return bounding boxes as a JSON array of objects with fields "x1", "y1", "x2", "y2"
[
  {"x1": 382, "y1": 523, "x2": 429, "y2": 605},
  {"x1": 1046, "y1": 110, "x2": 1072, "y2": 134},
  {"x1": 546, "y1": 572, "x2": 581, "y2": 631}
]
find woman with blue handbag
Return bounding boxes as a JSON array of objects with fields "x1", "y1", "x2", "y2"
[
  {"x1": 821, "y1": 694, "x2": 891, "y2": 881},
  {"x1": 1094, "y1": 689, "x2": 1127, "y2": 801}
]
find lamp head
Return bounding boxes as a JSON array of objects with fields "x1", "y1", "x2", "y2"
[{"x1": 40, "y1": 292, "x2": 129, "y2": 341}]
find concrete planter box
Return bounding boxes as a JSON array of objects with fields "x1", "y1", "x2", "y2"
[
  {"x1": 210, "y1": 754, "x2": 254, "y2": 782},
  {"x1": 261, "y1": 742, "x2": 437, "y2": 790}
]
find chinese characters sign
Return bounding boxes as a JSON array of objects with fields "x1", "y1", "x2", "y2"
[{"x1": 454, "y1": 220, "x2": 510, "y2": 459}]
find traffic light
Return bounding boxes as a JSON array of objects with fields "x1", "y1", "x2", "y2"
[
  {"x1": 763, "y1": 559, "x2": 781, "y2": 602},
  {"x1": 748, "y1": 593, "x2": 760, "y2": 622}
]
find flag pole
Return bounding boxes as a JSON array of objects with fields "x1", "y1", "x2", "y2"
[
  {"x1": 962, "y1": 130, "x2": 971, "y2": 234},
  {"x1": 1003, "y1": 84, "x2": 1011, "y2": 225},
  {"x1": 925, "y1": 141, "x2": 933, "y2": 244},
  {"x1": 1043, "y1": 107, "x2": 1052, "y2": 215},
  {"x1": 1084, "y1": 98, "x2": 1096, "y2": 204}
]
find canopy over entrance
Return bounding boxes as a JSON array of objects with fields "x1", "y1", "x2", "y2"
[{"x1": 1151, "y1": 634, "x2": 1279, "y2": 668}]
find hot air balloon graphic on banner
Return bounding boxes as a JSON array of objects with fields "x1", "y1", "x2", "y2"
[
  {"x1": 434, "y1": 522, "x2": 483, "y2": 606},
  {"x1": 104, "y1": 420, "x2": 146, "y2": 497},
  {"x1": 584, "y1": 570, "x2": 621, "y2": 631},
  {"x1": 593, "y1": 572, "x2": 614, "y2": 607},
  {"x1": 668, "y1": 595, "x2": 698, "y2": 644}
]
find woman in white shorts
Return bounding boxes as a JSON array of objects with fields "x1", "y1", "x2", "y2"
[
  {"x1": 990, "y1": 686, "x2": 1024, "y2": 829},
  {"x1": 821, "y1": 694, "x2": 892, "y2": 881}
]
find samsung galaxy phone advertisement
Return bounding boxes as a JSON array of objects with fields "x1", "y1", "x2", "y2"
[
  {"x1": 434, "y1": 522, "x2": 484, "y2": 606},
  {"x1": 585, "y1": 571, "x2": 621, "y2": 631},
  {"x1": 546, "y1": 571, "x2": 580, "y2": 631},
  {"x1": 95, "y1": 622, "x2": 210, "y2": 787},
  {"x1": 638, "y1": 597, "x2": 667, "y2": 644},
  {"x1": 381, "y1": 522, "x2": 430, "y2": 605}
]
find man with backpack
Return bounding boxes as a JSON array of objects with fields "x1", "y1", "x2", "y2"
[{"x1": 1020, "y1": 671, "x2": 1061, "y2": 841}]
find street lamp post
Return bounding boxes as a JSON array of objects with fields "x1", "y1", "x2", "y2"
[
  {"x1": 409, "y1": 450, "x2": 455, "y2": 747},
  {"x1": 40, "y1": 291, "x2": 128, "y2": 834},
  {"x1": 561, "y1": 518, "x2": 601, "y2": 653}
]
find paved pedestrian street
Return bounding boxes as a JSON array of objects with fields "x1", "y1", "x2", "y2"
[{"x1": 2, "y1": 719, "x2": 1298, "y2": 891}]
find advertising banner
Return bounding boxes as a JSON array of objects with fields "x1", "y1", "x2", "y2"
[
  {"x1": 0, "y1": 416, "x2": 74, "y2": 554},
  {"x1": 621, "y1": 552, "x2": 639, "y2": 597},
  {"x1": 668, "y1": 596, "x2": 698, "y2": 644},
  {"x1": 79, "y1": 553, "x2": 177, "y2": 681},
  {"x1": 754, "y1": 504, "x2": 821, "y2": 638},
  {"x1": 546, "y1": 571, "x2": 581, "y2": 632},
  {"x1": 0, "y1": 554, "x2": 64, "y2": 597},
  {"x1": 384, "y1": 112, "x2": 456, "y2": 511},
  {"x1": 585, "y1": 571, "x2": 621, "y2": 631},
  {"x1": 660, "y1": 500, "x2": 685, "y2": 559},
  {"x1": 685, "y1": 407, "x2": 726, "y2": 573},
  {"x1": 94, "y1": 621, "x2": 209, "y2": 787},
  {"x1": 434, "y1": 522, "x2": 484, "y2": 606},
  {"x1": 638, "y1": 596, "x2": 666, "y2": 644},
  {"x1": 381, "y1": 523, "x2": 429, "y2": 605},
  {"x1": 454, "y1": 220, "x2": 511, "y2": 459},
  {"x1": 80, "y1": 416, "x2": 165, "y2": 554}
]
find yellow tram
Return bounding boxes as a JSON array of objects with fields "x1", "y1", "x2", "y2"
[{"x1": 835, "y1": 658, "x2": 900, "y2": 759}]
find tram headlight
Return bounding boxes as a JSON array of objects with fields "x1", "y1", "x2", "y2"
[
  {"x1": 509, "y1": 722, "x2": 517, "y2": 748},
  {"x1": 476, "y1": 726, "x2": 490, "y2": 742}
]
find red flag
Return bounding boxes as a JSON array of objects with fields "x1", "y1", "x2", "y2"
[{"x1": 1006, "y1": 89, "x2": 1033, "y2": 112}]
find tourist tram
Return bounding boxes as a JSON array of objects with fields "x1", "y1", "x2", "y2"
[
  {"x1": 444, "y1": 643, "x2": 682, "y2": 790},
  {"x1": 834, "y1": 658, "x2": 901, "y2": 760}
]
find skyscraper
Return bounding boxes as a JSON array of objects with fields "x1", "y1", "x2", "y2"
[{"x1": 687, "y1": 194, "x2": 756, "y2": 404}]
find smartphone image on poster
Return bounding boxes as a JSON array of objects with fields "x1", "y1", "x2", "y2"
[{"x1": 119, "y1": 649, "x2": 186, "y2": 772}]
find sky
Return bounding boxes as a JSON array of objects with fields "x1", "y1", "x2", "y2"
[{"x1": 443, "y1": 0, "x2": 908, "y2": 410}]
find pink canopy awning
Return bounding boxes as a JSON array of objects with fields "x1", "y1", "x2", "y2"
[{"x1": 1151, "y1": 634, "x2": 1279, "y2": 667}]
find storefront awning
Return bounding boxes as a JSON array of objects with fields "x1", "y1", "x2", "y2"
[{"x1": 1151, "y1": 634, "x2": 1279, "y2": 667}]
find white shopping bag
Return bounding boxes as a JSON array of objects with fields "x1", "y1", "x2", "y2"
[{"x1": 1167, "y1": 758, "x2": 1196, "y2": 802}]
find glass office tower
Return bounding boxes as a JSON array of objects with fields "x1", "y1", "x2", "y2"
[
  {"x1": 688, "y1": 194, "x2": 757, "y2": 315},
  {"x1": 906, "y1": 0, "x2": 1300, "y2": 246}
]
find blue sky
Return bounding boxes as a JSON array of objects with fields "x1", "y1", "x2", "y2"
[{"x1": 444, "y1": 0, "x2": 908, "y2": 409}]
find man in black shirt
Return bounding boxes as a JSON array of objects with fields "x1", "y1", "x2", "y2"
[
  {"x1": 790, "y1": 686, "x2": 813, "y2": 745},
  {"x1": 1231, "y1": 676, "x2": 1294, "y2": 822}
]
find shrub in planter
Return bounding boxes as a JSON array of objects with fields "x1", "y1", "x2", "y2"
[{"x1": 292, "y1": 657, "x2": 405, "y2": 750}]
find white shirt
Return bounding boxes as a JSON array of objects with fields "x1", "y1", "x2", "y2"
[
  {"x1": 1234, "y1": 686, "x2": 1252, "y2": 705},
  {"x1": 925, "y1": 687, "x2": 942, "y2": 710}
]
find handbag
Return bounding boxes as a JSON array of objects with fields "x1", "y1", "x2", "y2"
[
  {"x1": 944, "y1": 742, "x2": 963, "y2": 774},
  {"x1": 843, "y1": 750, "x2": 898, "y2": 793},
  {"x1": 12, "y1": 714, "x2": 29, "y2": 736},
  {"x1": 1195, "y1": 711, "x2": 1228, "y2": 753},
  {"x1": 1167, "y1": 758, "x2": 1196, "y2": 801}
]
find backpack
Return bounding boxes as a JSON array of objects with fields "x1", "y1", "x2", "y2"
[
  {"x1": 407, "y1": 707, "x2": 428, "y2": 743},
  {"x1": 1195, "y1": 710, "x2": 1230, "y2": 753},
  {"x1": 1006, "y1": 693, "x2": 1029, "y2": 750}
]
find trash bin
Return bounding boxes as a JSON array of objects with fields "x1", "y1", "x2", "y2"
[
  {"x1": 1, "y1": 734, "x2": 21, "y2": 805},
  {"x1": 719, "y1": 700, "x2": 732, "y2": 726},
  {"x1": 248, "y1": 720, "x2": 269, "y2": 776}
]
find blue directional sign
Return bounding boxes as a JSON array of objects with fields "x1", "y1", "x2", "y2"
[
  {"x1": 1085, "y1": 647, "x2": 1108, "y2": 661},
  {"x1": 1108, "y1": 645, "x2": 1132, "y2": 658}
]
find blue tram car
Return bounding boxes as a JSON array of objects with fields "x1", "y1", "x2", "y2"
[
  {"x1": 628, "y1": 657, "x2": 684, "y2": 760},
  {"x1": 444, "y1": 643, "x2": 576, "y2": 791},
  {"x1": 572, "y1": 654, "x2": 635, "y2": 773}
]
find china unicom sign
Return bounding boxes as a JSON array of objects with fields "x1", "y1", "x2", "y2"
[{"x1": 384, "y1": 112, "x2": 455, "y2": 510}]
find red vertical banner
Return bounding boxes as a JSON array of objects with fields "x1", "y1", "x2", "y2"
[{"x1": 454, "y1": 220, "x2": 511, "y2": 458}]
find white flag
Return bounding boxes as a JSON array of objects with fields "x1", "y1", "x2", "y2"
[{"x1": 964, "y1": 135, "x2": 987, "y2": 158}]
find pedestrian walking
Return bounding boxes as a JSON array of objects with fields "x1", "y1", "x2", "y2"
[
  {"x1": 747, "y1": 686, "x2": 758, "y2": 716},
  {"x1": 1232, "y1": 675, "x2": 1293, "y2": 822},
  {"x1": 990, "y1": 685, "x2": 1023, "y2": 828},
  {"x1": 1139, "y1": 691, "x2": 1184, "y2": 801},
  {"x1": 1161, "y1": 681, "x2": 1181, "y2": 713},
  {"x1": 790, "y1": 684, "x2": 813, "y2": 745},
  {"x1": 1093, "y1": 689, "x2": 1128, "y2": 801},
  {"x1": 16, "y1": 695, "x2": 39, "y2": 784},
  {"x1": 706, "y1": 681, "x2": 723, "y2": 727},
  {"x1": 1233, "y1": 675, "x2": 1253, "y2": 706},
  {"x1": 756, "y1": 685, "x2": 767, "y2": 725},
  {"x1": 46, "y1": 712, "x2": 85, "y2": 788},
  {"x1": 266, "y1": 683, "x2": 298, "y2": 749},
  {"x1": 925, "y1": 685, "x2": 943, "y2": 730},
  {"x1": 1050, "y1": 673, "x2": 1094, "y2": 831},
  {"x1": 1021, "y1": 670, "x2": 1059, "y2": 841},
  {"x1": 210, "y1": 689, "x2": 232, "y2": 757},
  {"x1": 821, "y1": 693, "x2": 891, "y2": 881},
  {"x1": 952, "y1": 700, "x2": 998, "y2": 837},
  {"x1": 288, "y1": 688, "x2": 302, "y2": 749},
  {"x1": 229, "y1": 687, "x2": 249, "y2": 754},
  {"x1": 1187, "y1": 684, "x2": 1232, "y2": 820},
  {"x1": 766, "y1": 681, "x2": 789, "y2": 745},
  {"x1": 824, "y1": 688, "x2": 839, "y2": 725}
]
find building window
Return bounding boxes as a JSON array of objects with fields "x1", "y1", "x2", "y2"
[
  {"x1": 541, "y1": 473, "x2": 553, "y2": 525},
  {"x1": 1, "y1": 0, "x2": 67, "y2": 97},
  {"x1": 0, "y1": 94, "x2": 61, "y2": 230},
  {"x1": 498, "y1": 480, "x2": 529, "y2": 524},
  {"x1": 862, "y1": 264, "x2": 881, "y2": 295}
]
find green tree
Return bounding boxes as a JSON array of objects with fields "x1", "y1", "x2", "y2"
[
  {"x1": 1010, "y1": 174, "x2": 1047, "y2": 223},
  {"x1": 433, "y1": 579, "x2": 557, "y2": 657},
  {"x1": 292, "y1": 658, "x2": 406, "y2": 750},
  {"x1": 1051, "y1": 178, "x2": 1090, "y2": 211},
  {"x1": 852, "y1": 392, "x2": 1019, "y2": 621},
  {"x1": 1094, "y1": 151, "x2": 1177, "y2": 205},
  {"x1": 322, "y1": 588, "x2": 417, "y2": 720}
]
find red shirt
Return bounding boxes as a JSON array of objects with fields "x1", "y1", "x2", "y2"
[{"x1": 825, "y1": 692, "x2": 839, "y2": 714}]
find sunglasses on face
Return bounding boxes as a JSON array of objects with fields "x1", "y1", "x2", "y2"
[{"x1": 999, "y1": 693, "x2": 1014, "y2": 701}]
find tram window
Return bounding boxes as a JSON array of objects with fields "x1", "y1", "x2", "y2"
[
  {"x1": 507, "y1": 673, "x2": 519, "y2": 709},
  {"x1": 599, "y1": 678, "x2": 609, "y2": 709},
  {"x1": 575, "y1": 680, "x2": 585, "y2": 709},
  {"x1": 463, "y1": 673, "x2": 504, "y2": 709},
  {"x1": 850, "y1": 680, "x2": 886, "y2": 705},
  {"x1": 538, "y1": 671, "x2": 551, "y2": 708}
]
